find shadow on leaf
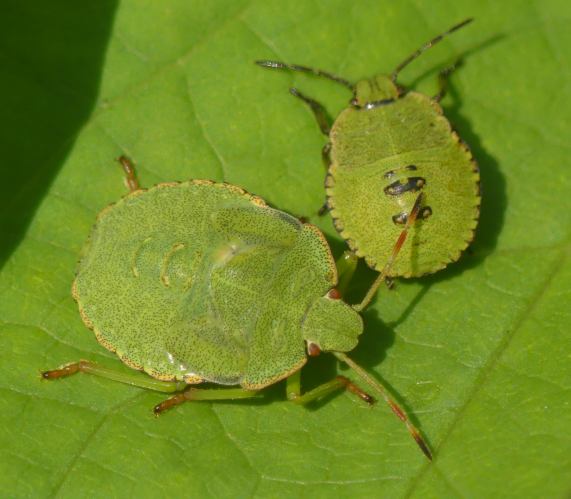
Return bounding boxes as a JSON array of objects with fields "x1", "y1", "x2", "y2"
[{"x1": 0, "y1": 1, "x2": 118, "y2": 269}]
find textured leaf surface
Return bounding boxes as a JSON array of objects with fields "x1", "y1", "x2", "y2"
[{"x1": 1, "y1": 1, "x2": 570, "y2": 497}]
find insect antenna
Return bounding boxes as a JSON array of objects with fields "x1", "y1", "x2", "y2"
[
  {"x1": 391, "y1": 18, "x2": 474, "y2": 83},
  {"x1": 353, "y1": 192, "x2": 424, "y2": 312},
  {"x1": 255, "y1": 60, "x2": 353, "y2": 90},
  {"x1": 333, "y1": 351, "x2": 432, "y2": 460}
]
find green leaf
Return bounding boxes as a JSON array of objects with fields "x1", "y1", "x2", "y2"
[{"x1": 1, "y1": 1, "x2": 570, "y2": 497}]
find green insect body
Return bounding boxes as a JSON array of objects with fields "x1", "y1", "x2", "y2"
[
  {"x1": 43, "y1": 159, "x2": 432, "y2": 459},
  {"x1": 74, "y1": 180, "x2": 360, "y2": 389},
  {"x1": 329, "y1": 86, "x2": 479, "y2": 276},
  {"x1": 257, "y1": 19, "x2": 480, "y2": 277}
]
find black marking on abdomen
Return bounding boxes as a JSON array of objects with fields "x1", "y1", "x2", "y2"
[
  {"x1": 392, "y1": 212, "x2": 408, "y2": 225},
  {"x1": 383, "y1": 165, "x2": 417, "y2": 179},
  {"x1": 420, "y1": 206, "x2": 432, "y2": 219},
  {"x1": 384, "y1": 176, "x2": 426, "y2": 196},
  {"x1": 392, "y1": 206, "x2": 433, "y2": 225}
]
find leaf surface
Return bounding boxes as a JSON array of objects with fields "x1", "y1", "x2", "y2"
[{"x1": 1, "y1": 1, "x2": 570, "y2": 497}]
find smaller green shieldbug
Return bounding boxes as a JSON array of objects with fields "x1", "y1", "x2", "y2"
[
  {"x1": 257, "y1": 19, "x2": 480, "y2": 280},
  {"x1": 42, "y1": 157, "x2": 431, "y2": 459}
]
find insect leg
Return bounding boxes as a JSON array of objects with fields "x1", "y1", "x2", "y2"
[
  {"x1": 117, "y1": 155, "x2": 141, "y2": 192},
  {"x1": 321, "y1": 142, "x2": 331, "y2": 171},
  {"x1": 334, "y1": 352, "x2": 432, "y2": 460},
  {"x1": 154, "y1": 387, "x2": 261, "y2": 415},
  {"x1": 353, "y1": 193, "x2": 424, "y2": 312},
  {"x1": 42, "y1": 360, "x2": 187, "y2": 392},
  {"x1": 289, "y1": 87, "x2": 332, "y2": 136},
  {"x1": 385, "y1": 277, "x2": 395, "y2": 290},
  {"x1": 335, "y1": 250, "x2": 359, "y2": 297},
  {"x1": 286, "y1": 370, "x2": 373, "y2": 406},
  {"x1": 434, "y1": 60, "x2": 463, "y2": 103}
]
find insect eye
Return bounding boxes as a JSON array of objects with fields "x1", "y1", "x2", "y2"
[
  {"x1": 384, "y1": 176, "x2": 426, "y2": 196},
  {"x1": 307, "y1": 342, "x2": 321, "y2": 356}
]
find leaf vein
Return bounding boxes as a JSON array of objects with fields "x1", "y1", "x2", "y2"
[{"x1": 404, "y1": 245, "x2": 570, "y2": 496}]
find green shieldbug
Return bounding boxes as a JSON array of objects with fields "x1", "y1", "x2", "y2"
[
  {"x1": 256, "y1": 19, "x2": 480, "y2": 278},
  {"x1": 42, "y1": 157, "x2": 431, "y2": 459}
]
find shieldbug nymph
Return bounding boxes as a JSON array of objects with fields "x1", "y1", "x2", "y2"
[
  {"x1": 42, "y1": 157, "x2": 432, "y2": 459},
  {"x1": 257, "y1": 19, "x2": 480, "y2": 279}
]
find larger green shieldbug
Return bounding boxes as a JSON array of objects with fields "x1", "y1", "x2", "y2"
[
  {"x1": 42, "y1": 157, "x2": 432, "y2": 459},
  {"x1": 257, "y1": 19, "x2": 480, "y2": 279}
]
